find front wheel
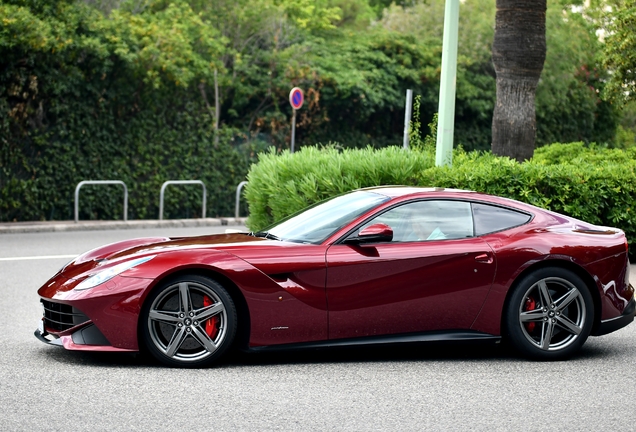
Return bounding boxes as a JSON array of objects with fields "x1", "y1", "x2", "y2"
[
  {"x1": 140, "y1": 275, "x2": 237, "y2": 368},
  {"x1": 504, "y1": 267, "x2": 594, "y2": 360}
]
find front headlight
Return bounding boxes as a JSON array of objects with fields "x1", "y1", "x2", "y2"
[{"x1": 74, "y1": 255, "x2": 155, "y2": 291}]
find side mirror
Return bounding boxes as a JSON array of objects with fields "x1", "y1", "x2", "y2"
[{"x1": 346, "y1": 223, "x2": 393, "y2": 244}]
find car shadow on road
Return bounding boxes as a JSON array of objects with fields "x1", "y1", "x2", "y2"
[
  {"x1": 230, "y1": 341, "x2": 521, "y2": 366},
  {"x1": 36, "y1": 339, "x2": 613, "y2": 368},
  {"x1": 36, "y1": 341, "x2": 513, "y2": 368}
]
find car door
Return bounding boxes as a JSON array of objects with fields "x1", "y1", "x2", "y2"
[{"x1": 325, "y1": 200, "x2": 496, "y2": 340}]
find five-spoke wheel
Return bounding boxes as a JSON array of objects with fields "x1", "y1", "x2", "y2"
[
  {"x1": 141, "y1": 275, "x2": 236, "y2": 367},
  {"x1": 505, "y1": 267, "x2": 594, "y2": 360}
]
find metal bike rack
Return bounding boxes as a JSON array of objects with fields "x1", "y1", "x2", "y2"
[
  {"x1": 159, "y1": 180, "x2": 207, "y2": 220},
  {"x1": 74, "y1": 180, "x2": 128, "y2": 223},
  {"x1": 235, "y1": 181, "x2": 248, "y2": 219}
]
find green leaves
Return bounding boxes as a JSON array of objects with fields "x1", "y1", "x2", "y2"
[
  {"x1": 602, "y1": 0, "x2": 636, "y2": 103},
  {"x1": 0, "y1": 0, "x2": 250, "y2": 222},
  {"x1": 278, "y1": 0, "x2": 342, "y2": 31},
  {"x1": 0, "y1": 4, "x2": 53, "y2": 50},
  {"x1": 100, "y1": 0, "x2": 226, "y2": 89},
  {"x1": 2, "y1": 0, "x2": 634, "y2": 227},
  {"x1": 245, "y1": 145, "x2": 434, "y2": 229}
]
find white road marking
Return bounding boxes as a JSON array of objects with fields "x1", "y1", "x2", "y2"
[{"x1": 0, "y1": 254, "x2": 77, "y2": 262}]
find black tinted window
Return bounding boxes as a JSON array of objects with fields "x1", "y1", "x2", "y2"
[{"x1": 472, "y1": 203, "x2": 531, "y2": 236}]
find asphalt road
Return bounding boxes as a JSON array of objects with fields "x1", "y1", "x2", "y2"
[{"x1": 1, "y1": 227, "x2": 635, "y2": 431}]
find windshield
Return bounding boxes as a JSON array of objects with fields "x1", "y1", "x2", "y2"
[{"x1": 262, "y1": 191, "x2": 390, "y2": 244}]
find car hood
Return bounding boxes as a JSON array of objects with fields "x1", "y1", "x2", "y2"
[
  {"x1": 59, "y1": 232, "x2": 307, "y2": 278},
  {"x1": 37, "y1": 234, "x2": 271, "y2": 296},
  {"x1": 73, "y1": 233, "x2": 274, "y2": 264}
]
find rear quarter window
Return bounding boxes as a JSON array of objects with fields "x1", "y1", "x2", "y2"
[{"x1": 472, "y1": 203, "x2": 531, "y2": 236}]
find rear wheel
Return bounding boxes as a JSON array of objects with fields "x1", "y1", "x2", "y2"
[
  {"x1": 141, "y1": 275, "x2": 236, "y2": 368},
  {"x1": 504, "y1": 267, "x2": 594, "y2": 360}
]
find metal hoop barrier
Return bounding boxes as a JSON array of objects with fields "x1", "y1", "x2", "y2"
[
  {"x1": 235, "y1": 181, "x2": 248, "y2": 219},
  {"x1": 159, "y1": 180, "x2": 207, "y2": 221},
  {"x1": 74, "y1": 180, "x2": 129, "y2": 223}
]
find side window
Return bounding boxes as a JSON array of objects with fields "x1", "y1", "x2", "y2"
[
  {"x1": 472, "y1": 203, "x2": 531, "y2": 236},
  {"x1": 359, "y1": 200, "x2": 474, "y2": 242}
]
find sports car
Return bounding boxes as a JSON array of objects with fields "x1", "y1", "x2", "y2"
[{"x1": 35, "y1": 187, "x2": 634, "y2": 367}]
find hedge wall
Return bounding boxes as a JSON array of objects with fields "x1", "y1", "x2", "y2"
[
  {"x1": 0, "y1": 0, "x2": 253, "y2": 222},
  {"x1": 245, "y1": 143, "x2": 636, "y2": 260},
  {"x1": 1, "y1": 97, "x2": 253, "y2": 221}
]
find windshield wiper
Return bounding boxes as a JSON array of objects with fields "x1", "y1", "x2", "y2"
[{"x1": 252, "y1": 231, "x2": 282, "y2": 241}]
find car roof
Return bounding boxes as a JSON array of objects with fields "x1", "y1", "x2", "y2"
[
  {"x1": 359, "y1": 185, "x2": 474, "y2": 198},
  {"x1": 358, "y1": 186, "x2": 537, "y2": 213}
]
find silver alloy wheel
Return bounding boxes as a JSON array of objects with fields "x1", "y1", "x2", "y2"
[
  {"x1": 147, "y1": 281, "x2": 227, "y2": 362},
  {"x1": 518, "y1": 276, "x2": 586, "y2": 351}
]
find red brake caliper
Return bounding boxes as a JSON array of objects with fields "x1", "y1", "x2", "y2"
[
  {"x1": 203, "y1": 295, "x2": 219, "y2": 339},
  {"x1": 524, "y1": 297, "x2": 536, "y2": 332}
]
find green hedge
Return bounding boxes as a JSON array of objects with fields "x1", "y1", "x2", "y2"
[
  {"x1": 1, "y1": 99, "x2": 253, "y2": 221},
  {"x1": 0, "y1": 1, "x2": 253, "y2": 221},
  {"x1": 245, "y1": 143, "x2": 636, "y2": 260},
  {"x1": 245, "y1": 146, "x2": 435, "y2": 229},
  {"x1": 532, "y1": 142, "x2": 636, "y2": 165}
]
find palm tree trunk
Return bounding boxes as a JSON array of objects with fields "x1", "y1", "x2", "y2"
[{"x1": 492, "y1": 0, "x2": 546, "y2": 162}]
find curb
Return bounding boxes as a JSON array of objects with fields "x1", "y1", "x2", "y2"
[{"x1": 0, "y1": 217, "x2": 248, "y2": 234}]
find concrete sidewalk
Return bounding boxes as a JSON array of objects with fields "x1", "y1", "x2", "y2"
[{"x1": 0, "y1": 217, "x2": 247, "y2": 234}]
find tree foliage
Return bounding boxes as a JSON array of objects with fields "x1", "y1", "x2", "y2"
[
  {"x1": 0, "y1": 0, "x2": 250, "y2": 221},
  {"x1": 536, "y1": 2, "x2": 618, "y2": 145},
  {"x1": 602, "y1": 0, "x2": 636, "y2": 103},
  {"x1": 379, "y1": 0, "x2": 619, "y2": 150},
  {"x1": 0, "y1": 0, "x2": 631, "y2": 221},
  {"x1": 102, "y1": 1, "x2": 226, "y2": 89}
]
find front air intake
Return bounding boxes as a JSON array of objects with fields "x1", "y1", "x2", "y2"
[{"x1": 41, "y1": 300, "x2": 89, "y2": 332}]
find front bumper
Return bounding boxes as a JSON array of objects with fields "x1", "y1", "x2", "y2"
[
  {"x1": 36, "y1": 274, "x2": 153, "y2": 351},
  {"x1": 592, "y1": 292, "x2": 636, "y2": 336},
  {"x1": 34, "y1": 322, "x2": 136, "y2": 352}
]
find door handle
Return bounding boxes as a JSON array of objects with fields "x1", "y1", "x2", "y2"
[{"x1": 475, "y1": 253, "x2": 493, "y2": 264}]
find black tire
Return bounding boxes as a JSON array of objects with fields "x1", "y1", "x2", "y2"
[
  {"x1": 504, "y1": 267, "x2": 594, "y2": 360},
  {"x1": 140, "y1": 275, "x2": 237, "y2": 368}
]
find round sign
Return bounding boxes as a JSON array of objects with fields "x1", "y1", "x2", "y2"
[{"x1": 289, "y1": 87, "x2": 304, "y2": 110}]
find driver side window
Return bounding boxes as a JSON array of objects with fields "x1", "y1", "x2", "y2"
[{"x1": 360, "y1": 200, "x2": 474, "y2": 243}]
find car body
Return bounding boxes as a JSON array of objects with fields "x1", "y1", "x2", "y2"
[{"x1": 35, "y1": 187, "x2": 635, "y2": 366}]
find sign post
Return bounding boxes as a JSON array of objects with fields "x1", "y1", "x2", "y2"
[{"x1": 289, "y1": 87, "x2": 304, "y2": 153}]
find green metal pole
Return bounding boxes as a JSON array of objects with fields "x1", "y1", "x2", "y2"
[{"x1": 435, "y1": 0, "x2": 460, "y2": 167}]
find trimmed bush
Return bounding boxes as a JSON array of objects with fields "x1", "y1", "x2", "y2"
[
  {"x1": 245, "y1": 146, "x2": 435, "y2": 229},
  {"x1": 245, "y1": 144, "x2": 636, "y2": 260},
  {"x1": 533, "y1": 142, "x2": 636, "y2": 165}
]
